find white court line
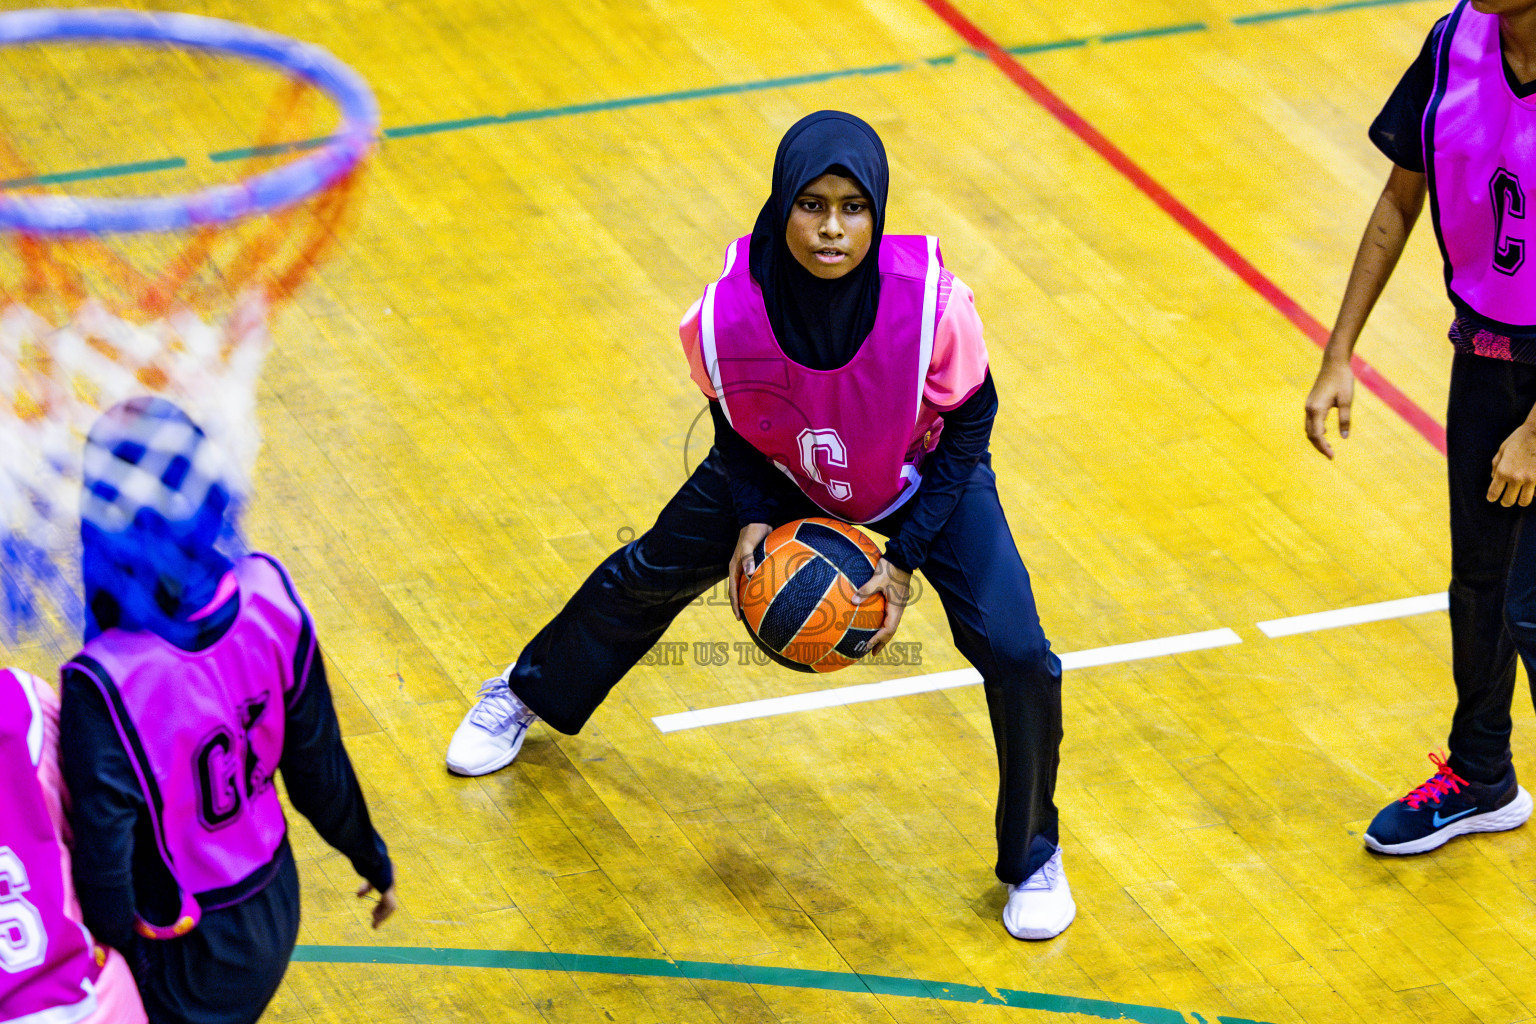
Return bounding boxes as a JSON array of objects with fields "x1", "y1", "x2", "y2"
[
  {"x1": 1256, "y1": 592, "x2": 1448, "y2": 638},
  {"x1": 652, "y1": 628, "x2": 1242, "y2": 733},
  {"x1": 1056, "y1": 628, "x2": 1241, "y2": 670}
]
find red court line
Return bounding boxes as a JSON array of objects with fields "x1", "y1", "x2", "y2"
[{"x1": 918, "y1": 0, "x2": 1447, "y2": 455}]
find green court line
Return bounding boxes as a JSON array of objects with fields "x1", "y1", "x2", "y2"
[
  {"x1": 0, "y1": 157, "x2": 185, "y2": 188},
  {"x1": 292, "y1": 944, "x2": 1276, "y2": 1023},
  {"x1": 1007, "y1": 37, "x2": 1090, "y2": 55},
  {"x1": 0, "y1": 1, "x2": 1437, "y2": 182},
  {"x1": 243, "y1": 0, "x2": 1431, "y2": 153},
  {"x1": 382, "y1": 113, "x2": 512, "y2": 139},
  {"x1": 488, "y1": 63, "x2": 911, "y2": 125},
  {"x1": 192, "y1": 11, "x2": 1309, "y2": 163},
  {"x1": 1319, "y1": 0, "x2": 1428, "y2": 12},
  {"x1": 1232, "y1": 0, "x2": 1423, "y2": 25},
  {"x1": 292, "y1": 22, "x2": 1203, "y2": 142},
  {"x1": 1232, "y1": 8, "x2": 1319, "y2": 22},
  {"x1": 1099, "y1": 22, "x2": 1208, "y2": 43},
  {"x1": 209, "y1": 136, "x2": 333, "y2": 162},
  {"x1": 213, "y1": 63, "x2": 911, "y2": 157}
]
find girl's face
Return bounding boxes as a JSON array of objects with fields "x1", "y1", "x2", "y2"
[{"x1": 785, "y1": 173, "x2": 874, "y2": 280}]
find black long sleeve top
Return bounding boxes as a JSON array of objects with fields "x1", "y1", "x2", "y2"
[
  {"x1": 710, "y1": 370, "x2": 998, "y2": 572},
  {"x1": 60, "y1": 608, "x2": 392, "y2": 951}
]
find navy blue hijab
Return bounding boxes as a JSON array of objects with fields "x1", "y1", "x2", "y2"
[
  {"x1": 749, "y1": 111, "x2": 889, "y2": 371},
  {"x1": 80, "y1": 397, "x2": 237, "y2": 647}
]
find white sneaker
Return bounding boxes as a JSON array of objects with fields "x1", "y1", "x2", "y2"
[
  {"x1": 1002, "y1": 847, "x2": 1076, "y2": 940},
  {"x1": 445, "y1": 666, "x2": 538, "y2": 776}
]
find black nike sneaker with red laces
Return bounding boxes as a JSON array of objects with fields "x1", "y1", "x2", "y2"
[{"x1": 1364, "y1": 753, "x2": 1532, "y2": 855}]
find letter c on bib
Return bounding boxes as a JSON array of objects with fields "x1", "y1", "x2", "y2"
[
  {"x1": 797, "y1": 428, "x2": 852, "y2": 501},
  {"x1": 1491, "y1": 167, "x2": 1526, "y2": 276}
]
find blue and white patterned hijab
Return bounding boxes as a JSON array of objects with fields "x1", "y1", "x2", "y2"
[{"x1": 80, "y1": 397, "x2": 238, "y2": 645}]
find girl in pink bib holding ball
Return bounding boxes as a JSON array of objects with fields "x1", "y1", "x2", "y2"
[
  {"x1": 1306, "y1": 0, "x2": 1536, "y2": 855},
  {"x1": 448, "y1": 111, "x2": 1074, "y2": 940}
]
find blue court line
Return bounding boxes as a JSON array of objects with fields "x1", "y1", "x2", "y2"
[
  {"x1": 291, "y1": 944, "x2": 1276, "y2": 1023},
  {"x1": 1, "y1": 0, "x2": 1434, "y2": 178}
]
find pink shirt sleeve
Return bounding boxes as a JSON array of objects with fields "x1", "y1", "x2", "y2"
[
  {"x1": 19, "y1": 669, "x2": 149, "y2": 1024},
  {"x1": 678, "y1": 298, "x2": 718, "y2": 400},
  {"x1": 925, "y1": 271, "x2": 989, "y2": 411}
]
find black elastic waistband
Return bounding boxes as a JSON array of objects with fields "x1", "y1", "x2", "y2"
[{"x1": 195, "y1": 835, "x2": 292, "y2": 913}]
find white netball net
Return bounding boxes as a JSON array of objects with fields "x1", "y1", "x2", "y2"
[
  {"x1": 0, "y1": 293, "x2": 269, "y2": 633},
  {"x1": 0, "y1": 9, "x2": 378, "y2": 639}
]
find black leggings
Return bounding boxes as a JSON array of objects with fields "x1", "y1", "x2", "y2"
[
  {"x1": 507, "y1": 450, "x2": 1064, "y2": 884},
  {"x1": 1446, "y1": 352, "x2": 1536, "y2": 782}
]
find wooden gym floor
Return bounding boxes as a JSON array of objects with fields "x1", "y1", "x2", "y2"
[{"x1": 3, "y1": 0, "x2": 1535, "y2": 1021}]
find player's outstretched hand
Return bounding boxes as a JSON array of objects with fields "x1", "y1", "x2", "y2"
[
  {"x1": 728, "y1": 523, "x2": 772, "y2": 620},
  {"x1": 855, "y1": 559, "x2": 911, "y2": 656},
  {"x1": 358, "y1": 882, "x2": 398, "y2": 929},
  {"x1": 1305, "y1": 357, "x2": 1355, "y2": 459},
  {"x1": 1489, "y1": 421, "x2": 1536, "y2": 507}
]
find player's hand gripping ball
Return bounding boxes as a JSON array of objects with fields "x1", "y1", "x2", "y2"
[{"x1": 738, "y1": 518, "x2": 887, "y2": 672}]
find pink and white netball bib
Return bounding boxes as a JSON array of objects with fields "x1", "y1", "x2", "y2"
[
  {"x1": 1426, "y1": 1, "x2": 1536, "y2": 333},
  {"x1": 702, "y1": 234, "x2": 943, "y2": 524},
  {"x1": 0, "y1": 669, "x2": 103, "y2": 1024},
  {"x1": 64, "y1": 554, "x2": 314, "y2": 935}
]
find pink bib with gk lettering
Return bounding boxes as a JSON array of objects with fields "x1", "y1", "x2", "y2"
[
  {"x1": 0, "y1": 669, "x2": 103, "y2": 1024},
  {"x1": 1426, "y1": 1, "x2": 1536, "y2": 332},
  {"x1": 64, "y1": 555, "x2": 313, "y2": 934},
  {"x1": 701, "y1": 234, "x2": 943, "y2": 524}
]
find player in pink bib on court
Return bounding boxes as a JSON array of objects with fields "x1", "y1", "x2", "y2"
[
  {"x1": 1306, "y1": 0, "x2": 1536, "y2": 853},
  {"x1": 58, "y1": 398, "x2": 397, "y2": 1024},
  {"x1": 448, "y1": 110, "x2": 1073, "y2": 940},
  {"x1": 0, "y1": 666, "x2": 146, "y2": 1024}
]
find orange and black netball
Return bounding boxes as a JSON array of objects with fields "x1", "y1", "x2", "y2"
[{"x1": 738, "y1": 518, "x2": 886, "y2": 673}]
